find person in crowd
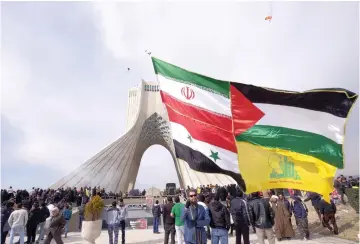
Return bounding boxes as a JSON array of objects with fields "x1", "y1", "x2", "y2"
[
  {"x1": 105, "y1": 201, "x2": 121, "y2": 244},
  {"x1": 117, "y1": 199, "x2": 127, "y2": 244},
  {"x1": 290, "y1": 195, "x2": 310, "y2": 241},
  {"x1": 270, "y1": 195, "x2": 294, "y2": 241},
  {"x1": 152, "y1": 200, "x2": 162, "y2": 234},
  {"x1": 1, "y1": 201, "x2": 15, "y2": 244},
  {"x1": 331, "y1": 188, "x2": 340, "y2": 205},
  {"x1": 170, "y1": 196, "x2": 185, "y2": 244},
  {"x1": 8, "y1": 203, "x2": 28, "y2": 244},
  {"x1": 319, "y1": 195, "x2": 339, "y2": 235},
  {"x1": 304, "y1": 191, "x2": 322, "y2": 223},
  {"x1": 225, "y1": 195, "x2": 234, "y2": 237},
  {"x1": 44, "y1": 207, "x2": 66, "y2": 244},
  {"x1": 248, "y1": 192, "x2": 275, "y2": 244},
  {"x1": 334, "y1": 176, "x2": 346, "y2": 204},
  {"x1": 8, "y1": 187, "x2": 14, "y2": 199},
  {"x1": 230, "y1": 190, "x2": 251, "y2": 244},
  {"x1": 163, "y1": 196, "x2": 175, "y2": 244},
  {"x1": 181, "y1": 190, "x2": 210, "y2": 244},
  {"x1": 197, "y1": 194, "x2": 211, "y2": 240},
  {"x1": 278, "y1": 194, "x2": 291, "y2": 215},
  {"x1": 62, "y1": 204, "x2": 72, "y2": 238},
  {"x1": 78, "y1": 204, "x2": 85, "y2": 231},
  {"x1": 26, "y1": 202, "x2": 42, "y2": 244},
  {"x1": 36, "y1": 202, "x2": 50, "y2": 243},
  {"x1": 208, "y1": 193, "x2": 230, "y2": 244}
]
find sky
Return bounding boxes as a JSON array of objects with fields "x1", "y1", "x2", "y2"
[{"x1": 1, "y1": 1, "x2": 359, "y2": 191}]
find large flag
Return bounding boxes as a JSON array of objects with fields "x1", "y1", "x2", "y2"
[
  {"x1": 152, "y1": 57, "x2": 247, "y2": 190},
  {"x1": 152, "y1": 57, "x2": 358, "y2": 200},
  {"x1": 230, "y1": 83, "x2": 357, "y2": 201}
]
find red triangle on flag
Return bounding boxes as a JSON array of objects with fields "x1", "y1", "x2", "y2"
[{"x1": 230, "y1": 84, "x2": 265, "y2": 135}]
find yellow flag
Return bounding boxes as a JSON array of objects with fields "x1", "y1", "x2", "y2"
[{"x1": 237, "y1": 141, "x2": 336, "y2": 202}]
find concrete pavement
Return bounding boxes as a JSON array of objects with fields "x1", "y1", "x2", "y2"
[{"x1": 64, "y1": 229, "x2": 358, "y2": 244}]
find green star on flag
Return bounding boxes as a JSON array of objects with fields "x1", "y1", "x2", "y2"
[
  {"x1": 209, "y1": 150, "x2": 220, "y2": 162},
  {"x1": 187, "y1": 134, "x2": 193, "y2": 143}
]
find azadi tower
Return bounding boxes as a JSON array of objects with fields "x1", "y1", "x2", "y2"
[{"x1": 51, "y1": 80, "x2": 236, "y2": 192}]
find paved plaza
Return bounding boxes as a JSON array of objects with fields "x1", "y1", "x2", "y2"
[{"x1": 64, "y1": 229, "x2": 358, "y2": 244}]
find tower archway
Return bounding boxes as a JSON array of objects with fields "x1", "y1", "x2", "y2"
[{"x1": 51, "y1": 80, "x2": 236, "y2": 192}]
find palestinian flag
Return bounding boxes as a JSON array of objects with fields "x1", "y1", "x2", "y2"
[{"x1": 152, "y1": 57, "x2": 247, "y2": 190}]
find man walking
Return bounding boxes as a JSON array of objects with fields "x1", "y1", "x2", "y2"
[
  {"x1": 163, "y1": 197, "x2": 175, "y2": 244},
  {"x1": 248, "y1": 192, "x2": 275, "y2": 244},
  {"x1": 171, "y1": 196, "x2": 185, "y2": 244},
  {"x1": 319, "y1": 195, "x2": 339, "y2": 235},
  {"x1": 78, "y1": 204, "x2": 85, "y2": 231},
  {"x1": 152, "y1": 200, "x2": 162, "y2": 234},
  {"x1": 208, "y1": 193, "x2": 230, "y2": 244},
  {"x1": 118, "y1": 199, "x2": 127, "y2": 244},
  {"x1": 8, "y1": 203, "x2": 28, "y2": 244},
  {"x1": 26, "y1": 202, "x2": 42, "y2": 244},
  {"x1": 36, "y1": 202, "x2": 50, "y2": 243},
  {"x1": 304, "y1": 192, "x2": 322, "y2": 223},
  {"x1": 62, "y1": 204, "x2": 72, "y2": 238},
  {"x1": 105, "y1": 201, "x2": 121, "y2": 244},
  {"x1": 230, "y1": 190, "x2": 251, "y2": 244}
]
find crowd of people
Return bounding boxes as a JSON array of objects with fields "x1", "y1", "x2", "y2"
[
  {"x1": 1, "y1": 174, "x2": 357, "y2": 244},
  {"x1": 150, "y1": 189, "x2": 342, "y2": 244}
]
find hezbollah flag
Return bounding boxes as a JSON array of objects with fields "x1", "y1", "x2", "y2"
[
  {"x1": 231, "y1": 83, "x2": 357, "y2": 201},
  {"x1": 152, "y1": 57, "x2": 246, "y2": 190}
]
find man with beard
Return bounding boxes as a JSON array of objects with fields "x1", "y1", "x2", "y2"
[
  {"x1": 270, "y1": 195, "x2": 294, "y2": 241},
  {"x1": 230, "y1": 191, "x2": 251, "y2": 244},
  {"x1": 181, "y1": 190, "x2": 210, "y2": 244}
]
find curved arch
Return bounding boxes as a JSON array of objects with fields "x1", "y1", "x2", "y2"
[{"x1": 50, "y1": 80, "x2": 236, "y2": 192}]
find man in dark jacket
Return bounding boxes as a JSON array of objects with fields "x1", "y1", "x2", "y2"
[
  {"x1": 319, "y1": 196, "x2": 338, "y2": 235},
  {"x1": 162, "y1": 197, "x2": 175, "y2": 244},
  {"x1": 248, "y1": 192, "x2": 275, "y2": 244},
  {"x1": 290, "y1": 196, "x2": 309, "y2": 240},
  {"x1": 152, "y1": 200, "x2": 162, "y2": 234},
  {"x1": 208, "y1": 194, "x2": 230, "y2": 244},
  {"x1": 27, "y1": 202, "x2": 42, "y2": 244},
  {"x1": 304, "y1": 192, "x2": 322, "y2": 223},
  {"x1": 230, "y1": 191, "x2": 250, "y2": 244},
  {"x1": 36, "y1": 202, "x2": 50, "y2": 243},
  {"x1": 1, "y1": 201, "x2": 14, "y2": 244}
]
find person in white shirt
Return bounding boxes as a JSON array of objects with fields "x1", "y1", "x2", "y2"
[{"x1": 8, "y1": 203, "x2": 28, "y2": 244}]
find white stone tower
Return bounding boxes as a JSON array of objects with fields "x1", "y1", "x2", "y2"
[{"x1": 51, "y1": 80, "x2": 235, "y2": 192}]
